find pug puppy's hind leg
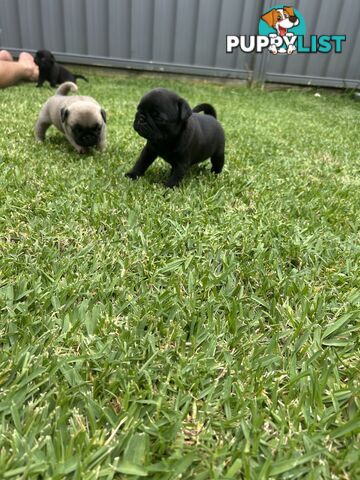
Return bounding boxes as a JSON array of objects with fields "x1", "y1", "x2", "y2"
[
  {"x1": 36, "y1": 73, "x2": 45, "y2": 88},
  {"x1": 211, "y1": 151, "x2": 224, "y2": 174},
  {"x1": 35, "y1": 120, "x2": 50, "y2": 142},
  {"x1": 73, "y1": 143, "x2": 87, "y2": 154},
  {"x1": 98, "y1": 134, "x2": 106, "y2": 152},
  {"x1": 125, "y1": 145, "x2": 157, "y2": 179},
  {"x1": 98, "y1": 141, "x2": 106, "y2": 152},
  {"x1": 49, "y1": 70, "x2": 58, "y2": 88}
]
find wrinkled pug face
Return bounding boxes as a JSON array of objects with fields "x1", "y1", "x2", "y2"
[
  {"x1": 133, "y1": 88, "x2": 192, "y2": 144},
  {"x1": 34, "y1": 50, "x2": 55, "y2": 69},
  {"x1": 61, "y1": 104, "x2": 106, "y2": 147}
]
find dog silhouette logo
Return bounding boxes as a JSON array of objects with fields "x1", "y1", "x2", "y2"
[
  {"x1": 259, "y1": 5, "x2": 306, "y2": 54},
  {"x1": 226, "y1": 5, "x2": 346, "y2": 55}
]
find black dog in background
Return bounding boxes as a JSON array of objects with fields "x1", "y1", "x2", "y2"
[
  {"x1": 34, "y1": 50, "x2": 88, "y2": 88},
  {"x1": 126, "y1": 88, "x2": 225, "y2": 187}
]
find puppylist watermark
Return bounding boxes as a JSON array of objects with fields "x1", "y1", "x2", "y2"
[{"x1": 226, "y1": 5, "x2": 346, "y2": 56}]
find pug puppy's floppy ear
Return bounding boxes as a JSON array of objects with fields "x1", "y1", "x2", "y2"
[
  {"x1": 101, "y1": 108, "x2": 107, "y2": 123},
  {"x1": 61, "y1": 107, "x2": 69, "y2": 123},
  {"x1": 178, "y1": 98, "x2": 192, "y2": 122}
]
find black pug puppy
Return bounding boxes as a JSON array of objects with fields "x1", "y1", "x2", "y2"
[
  {"x1": 34, "y1": 49, "x2": 88, "y2": 88},
  {"x1": 125, "y1": 88, "x2": 225, "y2": 188}
]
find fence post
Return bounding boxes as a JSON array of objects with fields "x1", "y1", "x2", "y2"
[{"x1": 252, "y1": 0, "x2": 278, "y2": 84}]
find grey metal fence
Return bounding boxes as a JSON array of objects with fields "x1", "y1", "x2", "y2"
[{"x1": 0, "y1": 0, "x2": 359, "y2": 88}]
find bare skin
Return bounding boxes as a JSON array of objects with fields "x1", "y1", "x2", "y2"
[{"x1": 0, "y1": 50, "x2": 39, "y2": 88}]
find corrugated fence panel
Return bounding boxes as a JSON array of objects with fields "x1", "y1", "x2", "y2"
[
  {"x1": 153, "y1": 0, "x2": 177, "y2": 63},
  {"x1": 328, "y1": 0, "x2": 360, "y2": 81},
  {"x1": 0, "y1": 0, "x2": 21, "y2": 48},
  {"x1": 38, "y1": 0, "x2": 65, "y2": 51},
  {"x1": 265, "y1": 0, "x2": 360, "y2": 87},
  {"x1": 0, "y1": 0, "x2": 359, "y2": 87},
  {"x1": 40, "y1": 0, "x2": 65, "y2": 53},
  {"x1": 173, "y1": 0, "x2": 200, "y2": 66},
  {"x1": 266, "y1": 0, "x2": 310, "y2": 77},
  {"x1": 327, "y1": 0, "x2": 360, "y2": 80},
  {"x1": 234, "y1": 0, "x2": 264, "y2": 74},
  {"x1": 62, "y1": 0, "x2": 87, "y2": 54},
  {"x1": 305, "y1": 0, "x2": 343, "y2": 77},
  {"x1": 305, "y1": 0, "x2": 346, "y2": 78},
  {"x1": 16, "y1": 0, "x2": 43, "y2": 50},
  {"x1": 193, "y1": 0, "x2": 222, "y2": 67},
  {"x1": 108, "y1": 0, "x2": 131, "y2": 59},
  {"x1": 85, "y1": 0, "x2": 108, "y2": 57},
  {"x1": 131, "y1": 0, "x2": 154, "y2": 61},
  {"x1": 345, "y1": 27, "x2": 360, "y2": 82},
  {"x1": 215, "y1": 0, "x2": 243, "y2": 70}
]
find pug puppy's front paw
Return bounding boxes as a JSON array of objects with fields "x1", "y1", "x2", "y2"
[
  {"x1": 75, "y1": 145, "x2": 90, "y2": 154},
  {"x1": 76, "y1": 147, "x2": 86, "y2": 154},
  {"x1": 98, "y1": 141, "x2": 106, "y2": 152},
  {"x1": 125, "y1": 171, "x2": 140, "y2": 180},
  {"x1": 164, "y1": 178, "x2": 180, "y2": 188}
]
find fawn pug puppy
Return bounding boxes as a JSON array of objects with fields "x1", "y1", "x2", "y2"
[{"x1": 35, "y1": 82, "x2": 106, "y2": 153}]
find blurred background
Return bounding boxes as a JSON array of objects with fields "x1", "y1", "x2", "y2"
[{"x1": 0, "y1": 0, "x2": 359, "y2": 88}]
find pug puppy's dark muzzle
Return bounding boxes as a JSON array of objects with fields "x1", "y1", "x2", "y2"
[
  {"x1": 133, "y1": 116, "x2": 159, "y2": 142},
  {"x1": 75, "y1": 133, "x2": 98, "y2": 147},
  {"x1": 134, "y1": 113, "x2": 158, "y2": 141},
  {"x1": 72, "y1": 125, "x2": 101, "y2": 147}
]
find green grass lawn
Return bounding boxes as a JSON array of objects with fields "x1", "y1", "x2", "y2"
[{"x1": 0, "y1": 71, "x2": 359, "y2": 479}]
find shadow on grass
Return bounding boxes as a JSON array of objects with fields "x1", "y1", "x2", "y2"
[
  {"x1": 39, "y1": 134, "x2": 104, "y2": 159},
  {"x1": 125, "y1": 162, "x2": 216, "y2": 189}
]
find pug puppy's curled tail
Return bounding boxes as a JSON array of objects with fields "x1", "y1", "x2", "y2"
[
  {"x1": 74, "y1": 74, "x2": 89, "y2": 83},
  {"x1": 192, "y1": 103, "x2": 217, "y2": 118},
  {"x1": 56, "y1": 81, "x2": 78, "y2": 96}
]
